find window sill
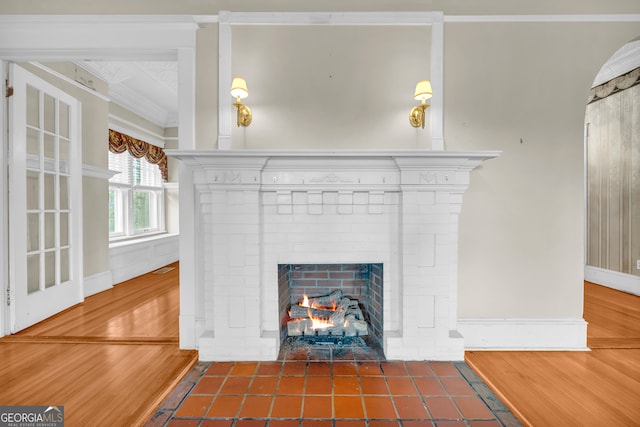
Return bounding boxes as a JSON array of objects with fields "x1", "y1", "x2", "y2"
[{"x1": 109, "y1": 231, "x2": 177, "y2": 248}]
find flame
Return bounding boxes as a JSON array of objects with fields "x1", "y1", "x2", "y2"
[
  {"x1": 297, "y1": 294, "x2": 336, "y2": 330},
  {"x1": 308, "y1": 308, "x2": 334, "y2": 329}
]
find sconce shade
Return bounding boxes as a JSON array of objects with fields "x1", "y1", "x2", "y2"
[
  {"x1": 414, "y1": 80, "x2": 433, "y2": 101},
  {"x1": 231, "y1": 77, "x2": 249, "y2": 99}
]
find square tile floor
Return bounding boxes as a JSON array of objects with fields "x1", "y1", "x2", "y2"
[{"x1": 145, "y1": 351, "x2": 522, "y2": 427}]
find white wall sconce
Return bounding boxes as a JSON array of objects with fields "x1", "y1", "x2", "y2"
[
  {"x1": 231, "y1": 77, "x2": 252, "y2": 127},
  {"x1": 409, "y1": 80, "x2": 432, "y2": 129}
]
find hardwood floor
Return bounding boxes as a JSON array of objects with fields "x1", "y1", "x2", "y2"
[
  {"x1": 3, "y1": 266, "x2": 638, "y2": 426},
  {"x1": 0, "y1": 262, "x2": 198, "y2": 426},
  {"x1": 466, "y1": 282, "x2": 640, "y2": 427}
]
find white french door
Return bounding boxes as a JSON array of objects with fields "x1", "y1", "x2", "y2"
[{"x1": 8, "y1": 64, "x2": 83, "y2": 332}]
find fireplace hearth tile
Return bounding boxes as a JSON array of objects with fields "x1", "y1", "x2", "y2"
[
  {"x1": 271, "y1": 395, "x2": 303, "y2": 418},
  {"x1": 356, "y1": 361, "x2": 384, "y2": 376},
  {"x1": 229, "y1": 361, "x2": 258, "y2": 376},
  {"x1": 332, "y1": 362, "x2": 357, "y2": 376},
  {"x1": 150, "y1": 360, "x2": 522, "y2": 426},
  {"x1": 363, "y1": 395, "x2": 397, "y2": 418},
  {"x1": 306, "y1": 361, "x2": 332, "y2": 376},
  {"x1": 277, "y1": 376, "x2": 305, "y2": 394},
  {"x1": 380, "y1": 361, "x2": 409, "y2": 376},
  {"x1": 255, "y1": 361, "x2": 283, "y2": 376},
  {"x1": 414, "y1": 377, "x2": 447, "y2": 396},
  {"x1": 247, "y1": 376, "x2": 279, "y2": 395},
  {"x1": 191, "y1": 376, "x2": 224, "y2": 394},
  {"x1": 206, "y1": 395, "x2": 243, "y2": 418},
  {"x1": 360, "y1": 376, "x2": 390, "y2": 395},
  {"x1": 205, "y1": 362, "x2": 233, "y2": 376},
  {"x1": 199, "y1": 420, "x2": 232, "y2": 427},
  {"x1": 386, "y1": 377, "x2": 419, "y2": 396},
  {"x1": 394, "y1": 395, "x2": 430, "y2": 418},
  {"x1": 333, "y1": 395, "x2": 365, "y2": 418},
  {"x1": 333, "y1": 375, "x2": 361, "y2": 395},
  {"x1": 219, "y1": 376, "x2": 251, "y2": 394},
  {"x1": 405, "y1": 360, "x2": 436, "y2": 376},
  {"x1": 302, "y1": 395, "x2": 332, "y2": 418},
  {"x1": 238, "y1": 395, "x2": 272, "y2": 418},
  {"x1": 281, "y1": 361, "x2": 307, "y2": 376}
]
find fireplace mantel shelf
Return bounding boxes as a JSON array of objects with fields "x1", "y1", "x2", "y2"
[{"x1": 167, "y1": 149, "x2": 501, "y2": 166}]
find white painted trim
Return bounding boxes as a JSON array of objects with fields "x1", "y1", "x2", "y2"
[
  {"x1": 108, "y1": 84, "x2": 171, "y2": 130},
  {"x1": 82, "y1": 164, "x2": 119, "y2": 180},
  {"x1": 445, "y1": 14, "x2": 640, "y2": 23},
  {"x1": 28, "y1": 62, "x2": 110, "y2": 102},
  {"x1": 0, "y1": 15, "x2": 198, "y2": 61},
  {"x1": 458, "y1": 318, "x2": 589, "y2": 351},
  {"x1": 0, "y1": 14, "x2": 197, "y2": 347},
  {"x1": 163, "y1": 182, "x2": 179, "y2": 190},
  {"x1": 217, "y1": 11, "x2": 445, "y2": 151},
  {"x1": 223, "y1": 11, "x2": 444, "y2": 25},
  {"x1": 109, "y1": 233, "x2": 179, "y2": 285},
  {"x1": 0, "y1": 61, "x2": 8, "y2": 336},
  {"x1": 585, "y1": 265, "x2": 640, "y2": 296},
  {"x1": 84, "y1": 270, "x2": 113, "y2": 297},
  {"x1": 108, "y1": 114, "x2": 167, "y2": 148}
]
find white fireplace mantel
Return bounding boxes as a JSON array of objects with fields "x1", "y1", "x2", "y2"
[{"x1": 169, "y1": 149, "x2": 500, "y2": 361}]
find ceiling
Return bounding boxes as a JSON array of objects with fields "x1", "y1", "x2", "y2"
[{"x1": 77, "y1": 60, "x2": 178, "y2": 128}]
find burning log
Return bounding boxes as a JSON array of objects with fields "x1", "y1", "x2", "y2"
[
  {"x1": 305, "y1": 289, "x2": 343, "y2": 309},
  {"x1": 329, "y1": 298, "x2": 351, "y2": 325},
  {"x1": 287, "y1": 290, "x2": 368, "y2": 337},
  {"x1": 289, "y1": 305, "x2": 334, "y2": 319}
]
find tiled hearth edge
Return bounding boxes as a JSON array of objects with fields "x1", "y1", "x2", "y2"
[
  {"x1": 168, "y1": 150, "x2": 501, "y2": 361},
  {"x1": 145, "y1": 360, "x2": 523, "y2": 426}
]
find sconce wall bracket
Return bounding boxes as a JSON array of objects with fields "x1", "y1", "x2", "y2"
[
  {"x1": 409, "y1": 104, "x2": 429, "y2": 129},
  {"x1": 234, "y1": 101, "x2": 252, "y2": 127}
]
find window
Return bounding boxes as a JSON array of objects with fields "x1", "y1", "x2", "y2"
[{"x1": 108, "y1": 150, "x2": 164, "y2": 239}]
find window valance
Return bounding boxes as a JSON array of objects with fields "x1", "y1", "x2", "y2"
[
  {"x1": 108, "y1": 129, "x2": 168, "y2": 182},
  {"x1": 588, "y1": 67, "x2": 640, "y2": 104}
]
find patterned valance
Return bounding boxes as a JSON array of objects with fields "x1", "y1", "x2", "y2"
[
  {"x1": 108, "y1": 129, "x2": 168, "y2": 182},
  {"x1": 588, "y1": 67, "x2": 640, "y2": 104}
]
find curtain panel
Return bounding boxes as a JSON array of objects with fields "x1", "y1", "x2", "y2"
[{"x1": 108, "y1": 129, "x2": 168, "y2": 182}]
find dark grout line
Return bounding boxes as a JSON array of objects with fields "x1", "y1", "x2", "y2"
[{"x1": 146, "y1": 360, "x2": 522, "y2": 427}]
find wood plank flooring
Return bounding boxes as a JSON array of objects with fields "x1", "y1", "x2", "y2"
[
  {"x1": 466, "y1": 281, "x2": 640, "y2": 427},
  {"x1": 3, "y1": 265, "x2": 638, "y2": 427},
  {"x1": 0, "y1": 262, "x2": 198, "y2": 426}
]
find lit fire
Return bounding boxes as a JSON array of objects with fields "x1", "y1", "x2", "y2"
[
  {"x1": 300, "y1": 294, "x2": 335, "y2": 330},
  {"x1": 300, "y1": 294, "x2": 336, "y2": 310}
]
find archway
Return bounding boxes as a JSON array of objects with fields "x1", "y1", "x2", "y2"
[{"x1": 584, "y1": 37, "x2": 640, "y2": 296}]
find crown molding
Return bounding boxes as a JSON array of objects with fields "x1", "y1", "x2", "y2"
[{"x1": 445, "y1": 14, "x2": 640, "y2": 23}]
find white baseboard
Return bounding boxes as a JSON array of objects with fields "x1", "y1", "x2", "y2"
[
  {"x1": 458, "y1": 318, "x2": 589, "y2": 351},
  {"x1": 83, "y1": 270, "x2": 113, "y2": 297},
  {"x1": 585, "y1": 265, "x2": 640, "y2": 296}
]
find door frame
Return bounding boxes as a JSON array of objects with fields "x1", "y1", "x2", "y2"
[{"x1": 0, "y1": 15, "x2": 199, "y2": 338}]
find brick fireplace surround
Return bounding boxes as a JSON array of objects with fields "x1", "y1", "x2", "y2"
[{"x1": 169, "y1": 150, "x2": 499, "y2": 361}]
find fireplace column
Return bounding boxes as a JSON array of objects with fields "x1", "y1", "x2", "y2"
[
  {"x1": 195, "y1": 156, "x2": 278, "y2": 360},
  {"x1": 385, "y1": 160, "x2": 469, "y2": 360}
]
